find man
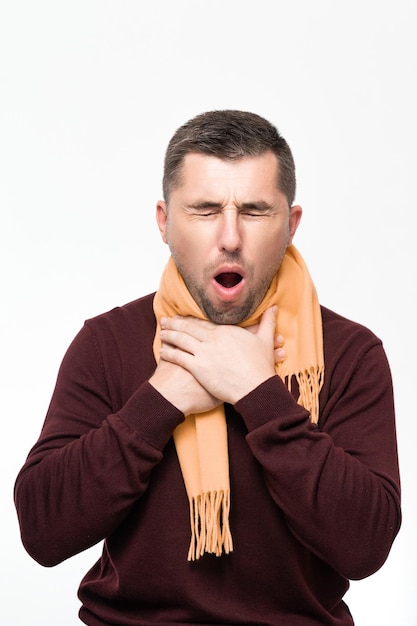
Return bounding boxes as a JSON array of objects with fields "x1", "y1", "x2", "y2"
[{"x1": 14, "y1": 110, "x2": 401, "y2": 625}]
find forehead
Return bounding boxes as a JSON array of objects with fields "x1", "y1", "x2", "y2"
[{"x1": 176, "y1": 151, "x2": 281, "y2": 197}]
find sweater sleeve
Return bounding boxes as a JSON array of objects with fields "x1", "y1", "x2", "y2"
[
  {"x1": 14, "y1": 322, "x2": 184, "y2": 567},
  {"x1": 235, "y1": 335, "x2": 401, "y2": 581}
]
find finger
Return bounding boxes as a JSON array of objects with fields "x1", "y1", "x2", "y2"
[
  {"x1": 159, "y1": 342, "x2": 194, "y2": 369},
  {"x1": 160, "y1": 316, "x2": 212, "y2": 341},
  {"x1": 159, "y1": 328, "x2": 200, "y2": 355},
  {"x1": 274, "y1": 346, "x2": 286, "y2": 363},
  {"x1": 274, "y1": 334, "x2": 285, "y2": 349}
]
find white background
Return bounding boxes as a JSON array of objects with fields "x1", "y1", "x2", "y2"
[{"x1": 1, "y1": 1, "x2": 416, "y2": 624}]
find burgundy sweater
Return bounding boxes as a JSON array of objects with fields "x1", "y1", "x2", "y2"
[{"x1": 14, "y1": 293, "x2": 401, "y2": 625}]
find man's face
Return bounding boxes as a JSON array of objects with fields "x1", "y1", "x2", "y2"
[{"x1": 156, "y1": 151, "x2": 302, "y2": 324}]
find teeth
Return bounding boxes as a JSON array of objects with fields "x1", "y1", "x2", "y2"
[{"x1": 216, "y1": 272, "x2": 242, "y2": 288}]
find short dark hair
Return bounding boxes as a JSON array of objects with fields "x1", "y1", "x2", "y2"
[{"x1": 162, "y1": 110, "x2": 296, "y2": 205}]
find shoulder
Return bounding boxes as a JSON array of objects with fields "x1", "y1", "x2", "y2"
[
  {"x1": 320, "y1": 304, "x2": 389, "y2": 379},
  {"x1": 321, "y1": 305, "x2": 382, "y2": 350},
  {"x1": 83, "y1": 292, "x2": 156, "y2": 346},
  {"x1": 86, "y1": 292, "x2": 155, "y2": 327}
]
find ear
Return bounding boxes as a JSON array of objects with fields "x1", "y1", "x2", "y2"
[
  {"x1": 156, "y1": 200, "x2": 169, "y2": 244},
  {"x1": 288, "y1": 205, "x2": 302, "y2": 243}
]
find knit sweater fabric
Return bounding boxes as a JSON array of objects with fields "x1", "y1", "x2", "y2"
[{"x1": 14, "y1": 293, "x2": 401, "y2": 625}]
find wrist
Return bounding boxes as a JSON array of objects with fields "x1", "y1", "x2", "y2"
[{"x1": 229, "y1": 371, "x2": 276, "y2": 406}]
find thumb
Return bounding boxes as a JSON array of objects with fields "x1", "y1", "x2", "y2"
[{"x1": 257, "y1": 306, "x2": 277, "y2": 340}]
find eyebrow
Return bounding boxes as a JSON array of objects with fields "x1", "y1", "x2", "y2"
[
  {"x1": 190, "y1": 202, "x2": 223, "y2": 209},
  {"x1": 240, "y1": 201, "x2": 274, "y2": 212}
]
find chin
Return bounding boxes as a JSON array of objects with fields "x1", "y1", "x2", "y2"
[{"x1": 202, "y1": 301, "x2": 255, "y2": 326}]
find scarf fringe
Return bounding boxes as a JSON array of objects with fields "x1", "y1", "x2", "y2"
[
  {"x1": 281, "y1": 365, "x2": 324, "y2": 425},
  {"x1": 187, "y1": 490, "x2": 233, "y2": 561}
]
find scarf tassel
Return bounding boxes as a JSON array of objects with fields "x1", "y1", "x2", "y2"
[
  {"x1": 187, "y1": 489, "x2": 233, "y2": 561},
  {"x1": 281, "y1": 365, "x2": 324, "y2": 426}
]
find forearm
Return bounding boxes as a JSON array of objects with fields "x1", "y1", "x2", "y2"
[
  {"x1": 14, "y1": 382, "x2": 183, "y2": 567},
  {"x1": 236, "y1": 374, "x2": 401, "y2": 579}
]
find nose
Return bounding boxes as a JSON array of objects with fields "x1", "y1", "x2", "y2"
[{"x1": 218, "y1": 209, "x2": 242, "y2": 252}]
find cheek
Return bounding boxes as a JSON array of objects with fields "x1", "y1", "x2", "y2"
[
  {"x1": 254, "y1": 232, "x2": 289, "y2": 267},
  {"x1": 168, "y1": 231, "x2": 207, "y2": 268}
]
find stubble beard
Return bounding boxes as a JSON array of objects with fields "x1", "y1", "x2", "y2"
[{"x1": 173, "y1": 259, "x2": 276, "y2": 325}]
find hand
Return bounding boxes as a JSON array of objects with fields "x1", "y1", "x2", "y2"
[
  {"x1": 247, "y1": 322, "x2": 286, "y2": 364},
  {"x1": 158, "y1": 307, "x2": 278, "y2": 405},
  {"x1": 149, "y1": 355, "x2": 221, "y2": 416}
]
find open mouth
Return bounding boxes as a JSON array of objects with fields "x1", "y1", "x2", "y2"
[{"x1": 215, "y1": 272, "x2": 243, "y2": 288}]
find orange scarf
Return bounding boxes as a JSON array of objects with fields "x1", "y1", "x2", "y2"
[{"x1": 153, "y1": 244, "x2": 324, "y2": 560}]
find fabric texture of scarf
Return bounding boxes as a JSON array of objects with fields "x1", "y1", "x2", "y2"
[{"x1": 152, "y1": 244, "x2": 324, "y2": 561}]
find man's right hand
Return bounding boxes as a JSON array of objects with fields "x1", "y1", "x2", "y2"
[{"x1": 149, "y1": 357, "x2": 221, "y2": 416}]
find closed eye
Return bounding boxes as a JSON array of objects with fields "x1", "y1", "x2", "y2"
[
  {"x1": 187, "y1": 202, "x2": 222, "y2": 217},
  {"x1": 186, "y1": 201, "x2": 277, "y2": 217},
  {"x1": 240, "y1": 210, "x2": 268, "y2": 217},
  {"x1": 239, "y1": 202, "x2": 275, "y2": 216}
]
